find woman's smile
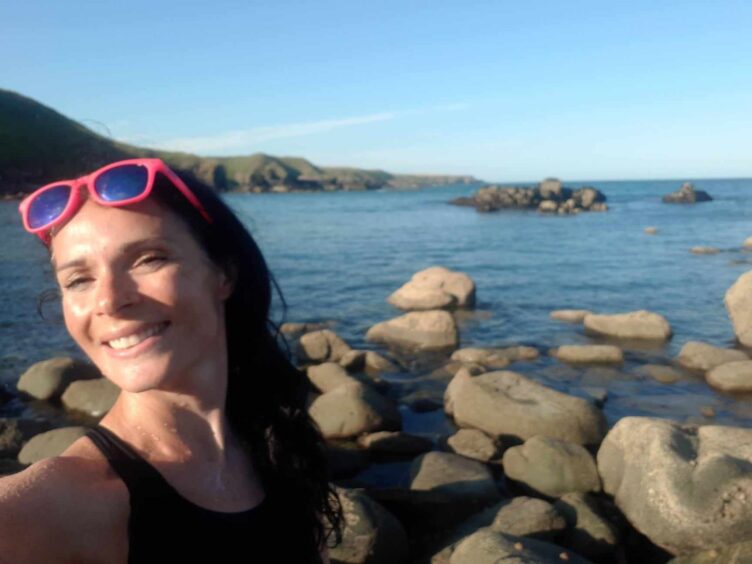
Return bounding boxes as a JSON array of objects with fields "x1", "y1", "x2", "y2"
[{"x1": 102, "y1": 321, "x2": 171, "y2": 355}]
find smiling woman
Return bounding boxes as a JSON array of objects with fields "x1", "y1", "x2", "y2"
[{"x1": 0, "y1": 159, "x2": 343, "y2": 563}]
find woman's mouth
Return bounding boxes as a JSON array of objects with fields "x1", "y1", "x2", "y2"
[{"x1": 105, "y1": 322, "x2": 170, "y2": 350}]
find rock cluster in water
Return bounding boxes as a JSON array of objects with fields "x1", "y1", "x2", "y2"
[
  {"x1": 6, "y1": 264, "x2": 752, "y2": 563},
  {"x1": 450, "y1": 178, "x2": 608, "y2": 214},
  {"x1": 662, "y1": 182, "x2": 713, "y2": 203}
]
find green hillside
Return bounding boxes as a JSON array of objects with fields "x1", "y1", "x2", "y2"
[{"x1": 0, "y1": 89, "x2": 479, "y2": 197}]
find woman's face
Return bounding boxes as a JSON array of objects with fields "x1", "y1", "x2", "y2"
[{"x1": 49, "y1": 198, "x2": 234, "y2": 393}]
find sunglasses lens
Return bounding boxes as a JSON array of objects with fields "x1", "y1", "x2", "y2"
[
  {"x1": 94, "y1": 164, "x2": 148, "y2": 202},
  {"x1": 27, "y1": 184, "x2": 72, "y2": 229}
]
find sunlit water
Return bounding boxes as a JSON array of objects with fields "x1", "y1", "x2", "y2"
[{"x1": 3, "y1": 178, "x2": 752, "y2": 438}]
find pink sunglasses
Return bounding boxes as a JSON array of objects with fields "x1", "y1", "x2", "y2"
[{"x1": 19, "y1": 158, "x2": 212, "y2": 245}]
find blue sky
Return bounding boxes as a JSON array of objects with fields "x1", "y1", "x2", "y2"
[{"x1": 2, "y1": 1, "x2": 751, "y2": 181}]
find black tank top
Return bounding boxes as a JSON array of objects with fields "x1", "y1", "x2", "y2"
[{"x1": 84, "y1": 424, "x2": 318, "y2": 563}]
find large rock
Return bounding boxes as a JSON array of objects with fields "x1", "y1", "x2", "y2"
[
  {"x1": 61, "y1": 378, "x2": 119, "y2": 417},
  {"x1": 706, "y1": 360, "x2": 752, "y2": 392},
  {"x1": 388, "y1": 266, "x2": 476, "y2": 311},
  {"x1": 449, "y1": 529, "x2": 589, "y2": 564},
  {"x1": 307, "y1": 362, "x2": 359, "y2": 392},
  {"x1": 445, "y1": 370, "x2": 607, "y2": 446},
  {"x1": 597, "y1": 416, "x2": 752, "y2": 555},
  {"x1": 410, "y1": 451, "x2": 501, "y2": 508},
  {"x1": 16, "y1": 357, "x2": 100, "y2": 401},
  {"x1": 329, "y1": 487, "x2": 409, "y2": 564},
  {"x1": 553, "y1": 345, "x2": 623, "y2": 365},
  {"x1": 308, "y1": 382, "x2": 402, "y2": 439},
  {"x1": 554, "y1": 492, "x2": 621, "y2": 560},
  {"x1": 446, "y1": 429, "x2": 502, "y2": 463},
  {"x1": 502, "y1": 435, "x2": 601, "y2": 497},
  {"x1": 676, "y1": 341, "x2": 748, "y2": 373},
  {"x1": 297, "y1": 329, "x2": 352, "y2": 363},
  {"x1": 366, "y1": 310, "x2": 459, "y2": 351},
  {"x1": 662, "y1": 182, "x2": 713, "y2": 203},
  {"x1": 18, "y1": 426, "x2": 89, "y2": 464},
  {"x1": 584, "y1": 310, "x2": 672, "y2": 341},
  {"x1": 725, "y1": 271, "x2": 752, "y2": 347}
]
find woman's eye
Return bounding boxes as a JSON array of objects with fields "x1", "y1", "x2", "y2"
[
  {"x1": 136, "y1": 255, "x2": 167, "y2": 268},
  {"x1": 64, "y1": 277, "x2": 91, "y2": 290}
]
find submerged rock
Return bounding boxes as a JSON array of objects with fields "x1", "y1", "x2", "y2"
[
  {"x1": 550, "y1": 309, "x2": 592, "y2": 323},
  {"x1": 676, "y1": 341, "x2": 748, "y2": 373},
  {"x1": 584, "y1": 310, "x2": 672, "y2": 341},
  {"x1": 553, "y1": 345, "x2": 624, "y2": 365},
  {"x1": 597, "y1": 416, "x2": 752, "y2": 555},
  {"x1": 662, "y1": 182, "x2": 713, "y2": 203}
]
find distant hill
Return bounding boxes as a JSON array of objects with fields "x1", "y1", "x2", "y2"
[{"x1": 0, "y1": 89, "x2": 479, "y2": 197}]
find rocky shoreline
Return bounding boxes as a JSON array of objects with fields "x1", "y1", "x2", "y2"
[{"x1": 3, "y1": 265, "x2": 752, "y2": 563}]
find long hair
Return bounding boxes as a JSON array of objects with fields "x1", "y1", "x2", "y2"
[{"x1": 150, "y1": 170, "x2": 343, "y2": 561}]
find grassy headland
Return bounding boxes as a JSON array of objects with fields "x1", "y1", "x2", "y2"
[{"x1": 0, "y1": 89, "x2": 478, "y2": 197}]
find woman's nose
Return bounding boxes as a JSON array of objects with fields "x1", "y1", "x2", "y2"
[{"x1": 95, "y1": 271, "x2": 138, "y2": 315}]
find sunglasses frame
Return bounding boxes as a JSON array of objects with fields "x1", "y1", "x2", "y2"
[{"x1": 19, "y1": 158, "x2": 212, "y2": 245}]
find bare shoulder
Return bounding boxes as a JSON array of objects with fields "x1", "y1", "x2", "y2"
[{"x1": 0, "y1": 436, "x2": 129, "y2": 563}]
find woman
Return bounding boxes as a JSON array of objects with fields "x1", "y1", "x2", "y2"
[{"x1": 0, "y1": 158, "x2": 343, "y2": 562}]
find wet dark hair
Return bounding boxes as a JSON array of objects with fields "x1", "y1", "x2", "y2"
[{"x1": 145, "y1": 170, "x2": 343, "y2": 560}]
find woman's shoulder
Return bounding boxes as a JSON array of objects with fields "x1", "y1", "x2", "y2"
[{"x1": 0, "y1": 437, "x2": 129, "y2": 563}]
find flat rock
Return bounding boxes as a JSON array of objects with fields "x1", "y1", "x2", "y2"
[
  {"x1": 297, "y1": 329, "x2": 352, "y2": 363},
  {"x1": 553, "y1": 345, "x2": 623, "y2": 365},
  {"x1": 724, "y1": 271, "x2": 752, "y2": 347},
  {"x1": 388, "y1": 266, "x2": 475, "y2": 311},
  {"x1": 446, "y1": 429, "x2": 502, "y2": 462},
  {"x1": 330, "y1": 486, "x2": 409, "y2": 564},
  {"x1": 366, "y1": 310, "x2": 459, "y2": 351},
  {"x1": 597, "y1": 416, "x2": 752, "y2": 555},
  {"x1": 18, "y1": 426, "x2": 89, "y2": 464},
  {"x1": 410, "y1": 451, "x2": 500, "y2": 508},
  {"x1": 676, "y1": 341, "x2": 748, "y2": 373},
  {"x1": 706, "y1": 360, "x2": 752, "y2": 392},
  {"x1": 584, "y1": 310, "x2": 672, "y2": 341},
  {"x1": 61, "y1": 378, "x2": 119, "y2": 417},
  {"x1": 445, "y1": 370, "x2": 607, "y2": 446},
  {"x1": 691, "y1": 246, "x2": 720, "y2": 255},
  {"x1": 639, "y1": 364, "x2": 684, "y2": 384},
  {"x1": 17, "y1": 357, "x2": 100, "y2": 401},
  {"x1": 502, "y1": 435, "x2": 601, "y2": 497},
  {"x1": 550, "y1": 309, "x2": 592, "y2": 323},
  {"x1": 308, "y1": 382, "x2": 402, "y2": 439},
  {"x1": 307, "y1": 362, "x2": 359, "y2": 392}
]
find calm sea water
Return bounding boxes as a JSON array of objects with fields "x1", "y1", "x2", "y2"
[{"x1": 2, "y1": 178, "x2": 752, "y2": 431}]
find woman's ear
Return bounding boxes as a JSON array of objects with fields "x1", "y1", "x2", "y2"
[{"x1": 218, "y1": 261, "x2": 237, "y2": 301}]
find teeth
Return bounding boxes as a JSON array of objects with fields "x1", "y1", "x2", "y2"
[{"x1": 108, "y1": 323, "x2": 167, "y2": 350}]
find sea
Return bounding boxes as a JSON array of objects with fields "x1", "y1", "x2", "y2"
[{"x1": 2, "y1": 178, "x2": 752, "y2": 435}]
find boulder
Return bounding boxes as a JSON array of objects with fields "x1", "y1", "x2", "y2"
[
  {"x1": 725, "y1": 271, "x2": 752, "y2": 347},
  {"x1": 662, "y1": 182, "x2": 713, "y2": 204},
  {"x1": 364, "y1": 351, "x2": 399, "y2": 374},
  {"x1": 61, "y1": 378, "x2": 119, "y2": 417},
  {"x1": 18, "y1": 426, "x2": 89, "y2": 464},
  {"x1": 430, "y1": 497, "x2": 567, "y2": 563},
  {"x1": 329, "y1": 487, "x2": 409, "y2": 564},
  {"x1": 554, "y1": 493, "x2": 621, "y2": 560},
  {"x1": 366, "y1": 310, "x2": 459, "y2": 351},
  {"x1": 16, "y1": 357, "x2": 100, "y2": 401},
  {"x1": 597, "y1": 416, "x2": 752, "y2": 554},
  {"x1": 445, "y1": 429, "x2": 502, "y2": 462},
  {"x1": 357, "y1": 431, "x2": 433, "y2": 455},
  {"x1": 553, "y1": 345, "x2": 624, "y2": 365},
  {"x1": 410, "y1": 451, "x2": 501, "y2": 509},
  {"x1": 308, "y1": 382, "x2": 402, "y2": 439},
  {"x1": 444, "y1": 370, "x2": 607, "y2": 446},
  {"x1": 307, "y1": 362, "x2": 359, "y2": 393},
  {"x1": 550, "y1": 309, "x2": 592, "y2": 323},
  {"x1": 388, "y1": 266, "x2": 476, "y2": 311},
  {"x1": 449, "y1": 529, "x2": 589, "y2": 564},
  {"x1": 691, "y1": 247, "x2": 720, "y2": 255},
  {"x1": 584, "y1": 310, "x2": 672, "y2": 341},
  {"x1": 502, "y1": 435, "x2": 601, "y2": 497},
  {"x1": 297, "y1": 329, "x2": 352, "y2": 363},
  {"x1": 706, "y1": 360, "x2": 752, "y2": 392},
  {"x1": 676, "y1": 342, "x2": 748, "y2": 373},
  {"x1": 538, "y1": 200, "x2": 558, "y2": 213}
]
